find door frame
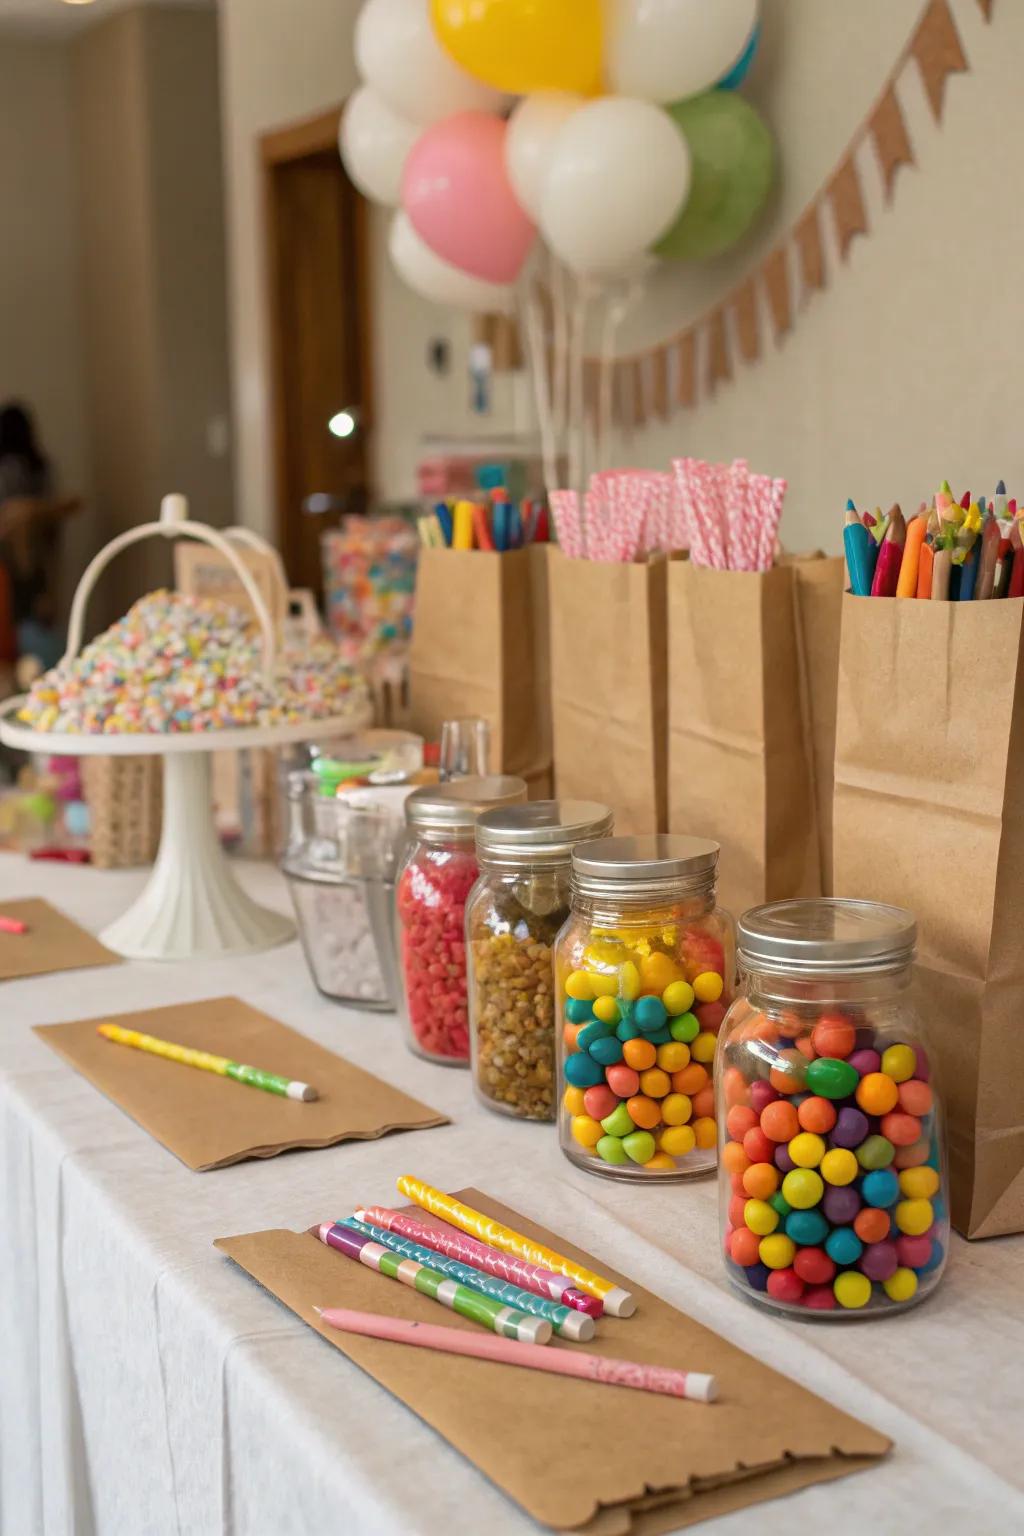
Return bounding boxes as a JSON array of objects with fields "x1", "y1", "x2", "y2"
[{"x1": 260, "y1": 105, "x2": 374, "y2": 568}]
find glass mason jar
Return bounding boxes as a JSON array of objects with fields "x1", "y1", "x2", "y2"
[
  {"x1": 555, "y1": 835, "x2": 733, "y2": 1181},
  {"x1": 717, "y1": 899, "x2": 948, "y2": 1318},
  {"x1": 466, "y1": 800, "x2": 614, "y2": 1122},
  {"x1": 396, "y1": 775, "x2": 527, "y2": 1065}
]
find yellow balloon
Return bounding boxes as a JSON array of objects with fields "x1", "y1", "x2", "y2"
[{"x1": 431, "y1": 0, "x2": 602, "y2": 96}]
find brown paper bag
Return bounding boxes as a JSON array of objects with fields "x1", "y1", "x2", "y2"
[
  {"x1": 35, "y1": 996, "x2": 448, "y2": 1170},
  {"x1": 833, "y1": 593, "x2": 1024, "y2": 1239},
  {"x1": 792, "y1": 556, "x2": 845, "y2": 895},
  {"x1": 548, "y1": 547, "x2": 667, "y2": 834},
  {"x1": 667, "y1": 560, "x2": 819, "y2": 917},
  {"x1": 0, "y1": 898, "x2": 120, "y2": 982},
  {"x1": 216, "y1": 1188, "x2": 889, "y2": 1532},
  {"x1": 409, "y1": 545, "x2": 552, "y2": 795}
]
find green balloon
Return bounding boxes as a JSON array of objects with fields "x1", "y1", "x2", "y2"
[{"x1": 655, "y1": 92, "x2": 775, "y2": 262}]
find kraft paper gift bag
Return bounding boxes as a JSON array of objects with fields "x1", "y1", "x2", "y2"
[
  {"x1": 792, "y1": 556, "x2": 845, "y2": 895},
  {"x1": 409, "y1": 546, "x2": 552, "y2": 795},
  {"x1": 548, "y1": 547, "x2": 667, "y2": 834},
  {"x1": 667, "y1": 560, "x2": 819, "y2": 919},
  {"x1": 833, "y1": 593, "x2": 1024, "y2": 1239}
]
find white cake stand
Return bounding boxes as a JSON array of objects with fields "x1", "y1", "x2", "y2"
[{"x1": 0, "y1": 495, "x2": 371, "y2": 961}]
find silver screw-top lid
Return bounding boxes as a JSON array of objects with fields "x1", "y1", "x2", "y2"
[
  {"x1": 475, "y1": 800, "x2": 613, "y2": 867},
  {"x1": 404, "y1": 775, "x2": 527, "y2": 838},
  {"x1": 571, "y1": 834, "x2": 719, "y2": 898},
  {"x1": 737, "y1": 898, "x2": 917, "y2": 976}
]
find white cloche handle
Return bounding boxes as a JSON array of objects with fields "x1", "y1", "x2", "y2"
[{"x1": 61, "y1": 494, "x2": 278, "y2": 682}]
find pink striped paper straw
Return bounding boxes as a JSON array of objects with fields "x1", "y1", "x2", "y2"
[
  {"x1": 672, "y1": 459, "x2": 704, "y2": 565},
  {"x1": 692, "y1": 460, "x2": 728, "y2": 569},
  {"x1": 549, "y1": 490, "x2": 583, "y2": 559},
  {"x1": 316, "y1": 1308, "x2": 718, "y2": 1402},
  {"x1": 357, "y1": 1207, "x2": 602, "y2": 1316}
]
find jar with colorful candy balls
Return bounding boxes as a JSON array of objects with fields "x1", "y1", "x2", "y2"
[
  {"x1": 717, "y1": 899, "x2": 948, "y2": 1317},
  {"x1": 466, "y1": 801, "x2": 614, "y2": 1121},
  {"x1": 397, "y1": 776, "x2": 527, "y2": 1065},
  {"x1": 555, "y1": 835, "x2": 733, "y2": 1181}
]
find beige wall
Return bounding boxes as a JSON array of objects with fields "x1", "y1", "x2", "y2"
[
  {"x1": 220, "y1": 0, "x2": 1020, "y2": 554},
  {"x1": 218, "y1": 0, "x2": 516, "y2": 544},
  {"x1": 73, "y1": 5, "x2": 234, "y2": 608},
  {"x1": 0, "y1": 36, "x2": 92, "y2": 589}
]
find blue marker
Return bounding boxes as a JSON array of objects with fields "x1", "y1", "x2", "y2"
[{"x1": 434, "y1": 502, "x2": 453, "y2": 547}]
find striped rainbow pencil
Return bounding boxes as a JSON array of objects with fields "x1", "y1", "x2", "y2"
[
  {"x1": 357, "y1": 1206, "x2": 602, "y2": 1318},
  {"x1": 395, "y1": 1176, "x2": 635, "y2": 1318},
  {"x1": 96, "y1": 1023, "x2": 317, "y2": 1100},
  {"x1": 316, "y1": 1309, "x2": 716, "y2": 1402},
  {"x1": 316, "y1": 1222, "x2": 550, "y2": 1344},
  {"x1": 342, "y1": 1218, "x2": 594, "y2": 1341}
]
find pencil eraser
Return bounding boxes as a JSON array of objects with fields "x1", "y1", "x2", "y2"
[
  {"x1": 289, "y1": 1081, "x2": 317, "y2": 1101},
  {"x1": 602, "y1": 1287, "x2": 636, "y2": 1318},
  {"x1": 558, "y1": 1311, "x2": 596, "y2": 1343},
  {"x1": 684, "y1": 1372, "x2": 718, "y2": 1403},
  {"x1": 517, "y1": 1316, "x2": 553, "y2": 1345}
]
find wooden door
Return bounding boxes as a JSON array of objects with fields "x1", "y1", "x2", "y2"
[{"x1": 263, "y1": 109, "x2": 372, "y2": 594}]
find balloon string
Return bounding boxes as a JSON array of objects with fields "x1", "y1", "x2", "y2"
[
  {"x1": 550, "y1": 255, "x2": 569, "y2": 443},
  {"x1": 520, "y1": 283, "x2": 559, "y2": 497},
  {"x1": 567, "y1": 281, "x2": 588, "y2": 500}
]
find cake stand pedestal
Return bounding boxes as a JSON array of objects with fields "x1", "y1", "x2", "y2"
[{"x1": 0, "y1": 703, "x2": 370, "y2": 961}]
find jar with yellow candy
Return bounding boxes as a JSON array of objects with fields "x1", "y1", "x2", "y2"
[{"x1": 555, "y1": 835, "x2": 733, "y2": 1181}]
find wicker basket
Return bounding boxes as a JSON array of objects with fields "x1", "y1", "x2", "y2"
[{"x1": 82, "y1": 755, "x2": 163, "y2": 869}]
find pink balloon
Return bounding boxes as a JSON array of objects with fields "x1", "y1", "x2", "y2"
[{"x1": 402, "y1": 112, "x2": 535, "y2": 284}]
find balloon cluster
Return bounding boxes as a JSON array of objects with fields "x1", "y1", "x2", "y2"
[{"x1": 341, "y1": 0, "x2": 775, "y2": 312}]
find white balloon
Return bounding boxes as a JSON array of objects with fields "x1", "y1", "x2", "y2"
[
  {"x1": 505, "y1": 92, "x2": 584, "y2": 221},
  {"x1": 339, "y1": 87, "x2": 419, "y2": 206},
  {"x1": 540, "y1": 98, "x2": 690, "y2": 277},
  {"x1": 389, "y1": 211, "x2": 515, "y2": 313},
  {"x1": 605, "y1": 0, "x2": 759, "y2": 104},
  {"x1": 355, "y1": 0, "x2": 505, "y2": 127}
]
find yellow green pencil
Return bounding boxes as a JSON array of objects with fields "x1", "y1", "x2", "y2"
[{"x1": 96, "y1": 1023, "x2": 317, "y2": 1100}]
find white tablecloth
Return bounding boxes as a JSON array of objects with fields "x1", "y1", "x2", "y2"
[{"x1": 2, "y1": 855, "x2": 1023, "y2": 1536}]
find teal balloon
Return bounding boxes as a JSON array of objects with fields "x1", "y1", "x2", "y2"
[
  {"x1": 717, "y1": 22, "x2": 760, "y2": 91},
  {"x1": 655, "y1": 93, "x2": 775, "y2": 263}
]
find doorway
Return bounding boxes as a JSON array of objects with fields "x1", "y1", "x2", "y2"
[{"x1": 262, "y1": 108, "x2": 373, "y2": 595}]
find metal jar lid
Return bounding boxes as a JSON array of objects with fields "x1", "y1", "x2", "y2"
[
  {"x1": 476, "y1": 800, "x2": 614, "y2": 869},
  {"x1": 571, "y1": 834, "x2": 719, "y2": 899},
  {"x1": 404, "y1": 775, "x2": 528, "y2": 840},
  {"x1": 737, "y1": 898, "x2": 917, "y2": 977}
]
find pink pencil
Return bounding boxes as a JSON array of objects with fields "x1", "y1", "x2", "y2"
[
  {"x1": 356, "y1": 1206, "x2": 602, "y2": 1317},
  {"x1": 315, "y1": 1307, "x2": 717, "y2": 1402}
]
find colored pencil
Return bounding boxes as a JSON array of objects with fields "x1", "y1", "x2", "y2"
[
  {"x1": 931, "y1": 546, "x2": 952, "y2": 601},
  {"x1": 958, "y1": 547, "x2": 979, "y2": 601},
  {"x1": 895, "y1": 509, "x2": 927, "y2": 598},
  {"x1": 1009, "y1": 520, "x2": 1024, "y2": 599},
  {"x1": 870, "y1": 505, "x2": 905, "y2": 596},
  {"x1": 315, "y1": 1221, "x2": 551, "y2": 1344},
  {"x1": 395, "y1": 1176, "x2": 636, "y2": 1317},
  {"x1": 356, "y1": 1206, "x2": 603, "y2": 1317},
  {"x1": 976, "y1": 516, "x2": 1001, "y2": 600},
  {"x1": 315, "y1": 1308, "x2": 718, "y2": 1402},
  {"x1": 96, "y1": 1023, "x2": 317, "y2": 1100},
  {"x1": 452, "y1": 500, "x2": 474, "y2": 551},
  {"x1": 341, "y1": 1217, "x2": 594, "y2": 1341},
  {"x1": 843, "y1": 505, "x2": 874, "y2": 596}
]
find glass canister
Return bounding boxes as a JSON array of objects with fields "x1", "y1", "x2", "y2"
[
  {"x1": 466, "y1": 800, "x2": 614, "y2": 1122},
  {"x1": 397, "y1": 774, "x2": 527, "y2": 1065},
  {"x1": 717, "y1": 899, "x2": 948, "y2": 1317},
  {"x1": 555, "y1": 835, "x2": 733, "y2": 1180},
  {"x1": 281, "y1": 777, "x2": 410, "y2": 1009}
]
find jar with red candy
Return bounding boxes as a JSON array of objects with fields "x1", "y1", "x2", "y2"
[
  {"x1": 717, "y1": 899, "x2": 948, "y2": 1317},
  {"x1": 397, "y1": 775, "x2": 527, "y2": 1065}
]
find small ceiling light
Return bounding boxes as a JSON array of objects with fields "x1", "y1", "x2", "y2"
[
  {"x1": 61, "y1": 1, "x2": 99, "y2": 7},
  {"x1": 328, "y1": 409, "x2": 358, "y2": 440}
]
